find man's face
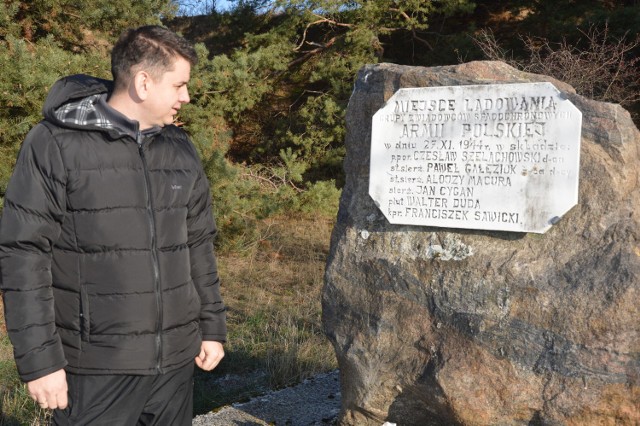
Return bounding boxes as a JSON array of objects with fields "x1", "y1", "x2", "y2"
[{"x1": 141, "y1": 56, "x2": 192, "y2": 129}]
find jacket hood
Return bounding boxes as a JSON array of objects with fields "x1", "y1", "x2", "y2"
[
  {"x1": 42, "y1": 74, "x2": 161, "y2": 140},
  {"x1": 43, "y1": 74, "x2": 112, "y2": 123}
]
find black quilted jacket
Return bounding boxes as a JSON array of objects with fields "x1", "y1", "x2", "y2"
[{"x1": 0, "y1": 75, "x2": 226, "y2": 382}]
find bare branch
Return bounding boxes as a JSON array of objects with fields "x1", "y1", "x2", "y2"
[
  {"x1": 411, "y1": 30, "x2": 433, "y2": 50},
  {"x1": 294, "y1": 16, "x2": 353, "y2": 52},
  {"x1": 294, "y1": 18, "x2": 331, "y2": 51},
  {"x1": 473, "y1": 24, "x2": 640, "y2": 108},
  {"x1": 388, "y1": 7, "x2": 433, "y2": 50},
  {"x1": 288, "y1": 35, "x2": 339, "y2": 68}
]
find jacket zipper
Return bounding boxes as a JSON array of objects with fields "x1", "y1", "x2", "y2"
[{"x1": 137, "y1": 132, "x2": 163, "y2": 374}]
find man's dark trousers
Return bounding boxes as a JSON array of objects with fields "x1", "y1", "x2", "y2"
[{"x1": 52, "y1": 362, "x2": 194, "y2": 425}]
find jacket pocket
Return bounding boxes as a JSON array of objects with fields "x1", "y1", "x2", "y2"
[{"x1": 80, "y1": 285, "x2": 90, "y2": 342}]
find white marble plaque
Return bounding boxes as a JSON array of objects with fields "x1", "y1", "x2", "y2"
[{"x1": 369, "y1": 83, "x2": 582, "y2": 233}]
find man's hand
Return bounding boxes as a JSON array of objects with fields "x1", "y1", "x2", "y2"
[
  {"x1": 27, "y1": 369, "x2": 68, "y2": 410},
  {"x1": 195, "y1": 341, "x2": 224, "y2": 371}
]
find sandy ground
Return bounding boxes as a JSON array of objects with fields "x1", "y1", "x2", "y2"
[{"x1": 192, "y1": 370, "x2": 341, "y2": 425}]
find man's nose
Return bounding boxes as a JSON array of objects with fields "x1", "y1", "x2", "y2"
[{"x1": 180, "y1": 87, "x2": 190, "y2": 104}]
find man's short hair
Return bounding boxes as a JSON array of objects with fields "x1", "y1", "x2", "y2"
[{"x1": 111, "y1": 25, "x2": 198, "y2": 91}]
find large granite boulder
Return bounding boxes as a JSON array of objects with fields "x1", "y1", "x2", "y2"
[{"x1": 322, "y1": 61, "x2": 640, "y2": 425}]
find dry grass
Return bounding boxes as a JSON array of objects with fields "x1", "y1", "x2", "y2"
[
  {"x1": 0, "y1": 214, "x2": 337, "y2": 421},
  {"x1": 193, "y1": 214, "x2": 338, "y2": 414}
]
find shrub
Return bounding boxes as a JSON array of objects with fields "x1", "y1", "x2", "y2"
[{"x1": 473, "y1": 25, "x2": 640, "y2": 120}]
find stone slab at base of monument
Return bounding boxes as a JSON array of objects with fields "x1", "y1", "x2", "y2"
[{"x1": 323, "y1": 61, "x2": 640, "y2": 425}]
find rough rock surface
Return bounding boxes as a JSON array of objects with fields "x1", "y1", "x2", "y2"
[{"x1": 322, "y1": 61, "x2": 640, "y2": 425}]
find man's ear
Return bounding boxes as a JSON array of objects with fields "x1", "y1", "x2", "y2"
[{"x1": 132, "y1": 71, "x2": 152, "y2": 101}]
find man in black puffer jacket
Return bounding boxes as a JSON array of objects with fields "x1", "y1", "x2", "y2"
[{"x1": 0, "y1": 26, "x2": 226, "y2": 425}]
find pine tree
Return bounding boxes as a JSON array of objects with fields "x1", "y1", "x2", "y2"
[{"x1": 0, "y1": 1, "x2": 175, "y2": 205}]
